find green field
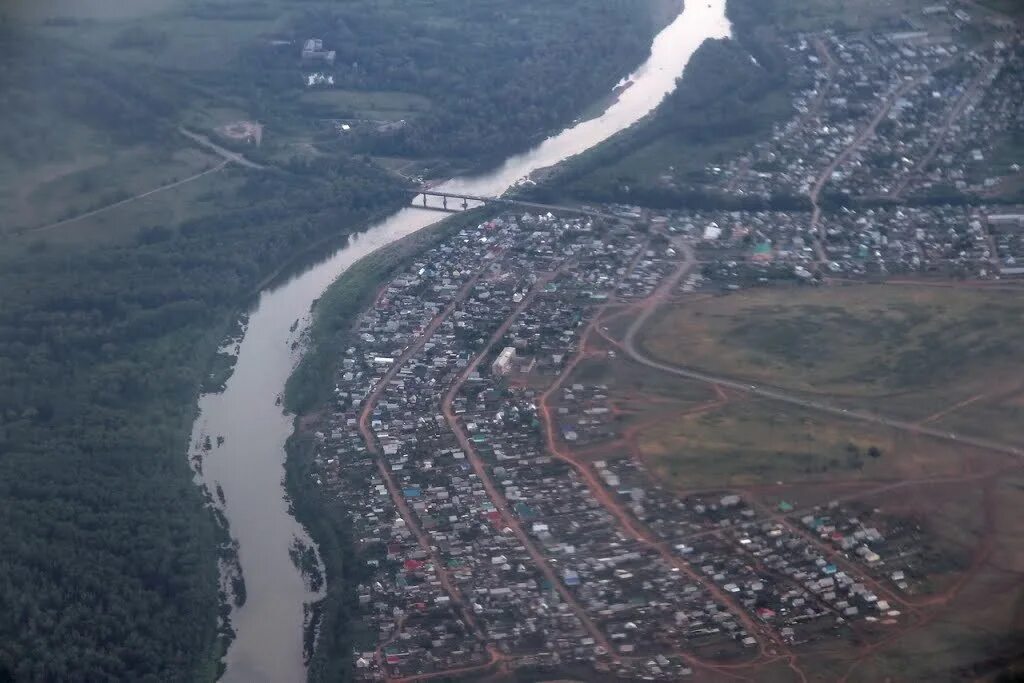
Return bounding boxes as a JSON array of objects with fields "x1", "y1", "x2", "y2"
[
  {"x1": 977, "y1": 0, "x2": 1024, "y2": 16},
  {"x1": 2, "y1": 0, "x2": 675, "y2": 240},
  {"x1": 2, "y1": 146, "x2": 221, "y2": 235},
  {"x1": 27, "y1": 168, "x2": 248, "y2": 246},
  {"x1": 729, "y1": 0, "x2": 946, "y2": 34},
  {"x1": 642, "y1": 283, "x2": 1024, "y2": 422},
  {"x1": 575, "y1": 102, "x2": 787, "y2": 196},
  {"x1": 298, "y1": 89, "x2": 432, "y2": 121},
  {"x1": 638, "y1": 395, "x2": 969, "y2": 489}
]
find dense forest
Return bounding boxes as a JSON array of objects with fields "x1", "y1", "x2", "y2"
[
  {"x1": 0, "y1": 159, "x2": 407, "y2": 681},
  {"x1": 0, "y1": 32, "x2": 408, "y2": 674},
  {"x1": 231, "y1": 0, "x2": 675, "y2": 164},
  {"x1": 0, "y1": 0, "x2": 678, "y2": 678}
]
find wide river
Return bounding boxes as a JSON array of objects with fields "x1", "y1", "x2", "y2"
[{"x1": 190, "y1": 2, "x2": 730, "y2": 681}]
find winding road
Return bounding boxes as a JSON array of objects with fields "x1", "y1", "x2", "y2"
[{"x1": 620, "y1": 242, "x2": 1024, "y2": 460}]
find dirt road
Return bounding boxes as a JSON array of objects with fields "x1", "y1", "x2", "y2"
[
  {"x1": 179, "y1": 127, "x2": 266, "y2": 170},
  {"x1": 807, "y1": 74, "x2": 929, "y2": 262},
  {"x1": 438, "y1": 265, "x2": 619, "y2": 658},
  {"x1": 357, "y1": 272, "x2": 488, "y2": 644},
  {"x1": 29, "y1": 160, "x2": 228, "y2": 234}
]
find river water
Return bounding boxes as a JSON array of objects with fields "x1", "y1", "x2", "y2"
[{"x1": 191, "y1": 2, "x2": 730, "y2": 681}]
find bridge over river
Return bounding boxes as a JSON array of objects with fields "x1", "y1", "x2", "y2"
[
  {"x1": 198, "y1": 2, "x2": 731, "y2": 680},
  {"x1": 410, "y1": 188, "x2": 614, "y2": 219}
]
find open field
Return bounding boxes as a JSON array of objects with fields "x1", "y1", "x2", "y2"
[
  {"x1": 640, "y1": 283, "x2": 1024, "y2": 424},
  {"x1": 637, "y1": 395, "x2": 976, "y2": 489},
  {"x1": 765, "y1": 0, "x2": 944, "y2": 32},
  {"x1": 3, "y1": 0, "x2": 179, "y2": 21},
  {"x1": 21, "y1": 169, "x2": 247, "y2": 246},
  {"x1": 15, "y1": 0, "x2": 286, "y2": 73},
  {"x1": 1, "y1": 146, "x2": 221, "y2": 234},
  {"x1": 298, "y1": 90, "x2": 432, "y2": 122},
  {"x1": 537, "y1": 267, "x2": 1024, "y2": 681},
  {"x1": 558, "y1": 330, "x2": 1024, "y2": 681},
  {"x1": 777, "y1": 474, "x2": 1024, "y2": 682},
  {"x1": 566, "y1": 351, "x2": 719, "y2": 404},
  {"x1": 978, "y1": 0, "x2": 1024, "y2": 17},
  {"x1": 579, "y1": 128, "x2": 772, "y2": 196},
  {"x1": 555, "y1": 358, "x2": 1024, "y2": 681}
]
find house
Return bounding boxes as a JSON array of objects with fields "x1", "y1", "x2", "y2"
[{"x1": 301, "y1": 38, "x2": 336, "y2": 64}]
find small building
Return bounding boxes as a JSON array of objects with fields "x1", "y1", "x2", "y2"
[
  {"x1": 988, "y1": 214, "x2": 1024, "y2": 228},
  {"x1": 302, "y1": 38, "x2": 336, "y2": 64},
  {"x1": 492, "y1": 347, "x2": 517, "y2": 376}
]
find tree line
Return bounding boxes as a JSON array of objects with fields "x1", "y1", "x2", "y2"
[
  {"x1": 0, "y1": 136, "x2": 407, "y2": 682},
  {"x1": 230, "y1": 0, "x2": 671, "y2": 166}
]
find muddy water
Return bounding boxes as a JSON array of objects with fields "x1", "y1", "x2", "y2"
[{"x1": 192, "y1": 2, "x2": 731, "y2": 681}]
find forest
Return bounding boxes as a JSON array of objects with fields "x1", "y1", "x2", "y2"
[
  {"x1": 0, "y1": 159, "x2": 407, "y2": 681},
  {"x1": 527, "y1": 0, "x2": 797, "y2": 208},
  {"x1": 230, "y1": 0, "x2": 675, "y2": 165},
  {"x1": 0, "y1": 0, "x2": 678, "y2": 678}
]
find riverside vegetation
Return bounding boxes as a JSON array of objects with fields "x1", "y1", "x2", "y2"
[{"x1": 0, "y1": 0, "x2": 673, "y2": 678}]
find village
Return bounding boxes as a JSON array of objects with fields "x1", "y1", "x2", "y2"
[
  {"x1": 689, "y1": 8, "x2": 1022, "y2": 203},
  {"x1": 301, "y1": 209, "x2": 974, "y2": 681},
  {"x1": 294, "y1": 3, "x2": 1024, "y2": 679}
]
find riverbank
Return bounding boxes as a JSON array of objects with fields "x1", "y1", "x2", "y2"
[
  {"x1": 232, "y1": 2, "x2": 731, "y2": 679},
  {"x1": 282, "y1": 207, "x2": 496, "y2": 681},
  {"x1": 528, "y1": 0, "x2": 793, "y2": 207},
  {"x1": 285, "y1": 207, "x2": 495, "y2": 415}
]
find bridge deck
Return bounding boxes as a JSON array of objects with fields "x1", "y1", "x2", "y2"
[{"x1": 408, "y1": 189, "x2": 614, "y2": 219}]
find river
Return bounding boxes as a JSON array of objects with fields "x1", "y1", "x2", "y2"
[{"x1": 190, "y1": 2, "x2": 730, "y2": 681}]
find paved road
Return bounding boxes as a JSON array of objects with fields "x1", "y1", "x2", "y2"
[{"x1": 621, "y1": 244, "x2": 1024, "y2": 460}]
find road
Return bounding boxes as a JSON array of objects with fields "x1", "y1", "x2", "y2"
[
  {"x1": 411, "y1": 189, "x2": 619, "y2": 220},
  {"x1": 29, "y1": 161, "x2": 228, "y2": 234},
  {"x1": 22, "y1": 128, "x2": 264, "y2": 237},
  {"x1": 536, "y1": 320, "x2": 787, "y2": 661},
  {"x1": 807, "y1": 73, "x2": 929, "y2": 263},
  {"x1": 725, "y1": 37, "x2": 837, "y2": 195},
  {"x1": 620, "y1": 244, "x2": 1024, "y2": 460},
  {"x1": 438, "y1": 264, "x2": 620, "y2": 660},
  {"x1": 179, "y1": 127, "x2": 267, "y2": 170},
  {"x1": 890, "y1": 59, "x2": 999, "y2": 198},
  {"x1": 357, "y1": 271, "x2": 491, "y2": 650}
]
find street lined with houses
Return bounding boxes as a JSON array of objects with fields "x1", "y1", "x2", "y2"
[
  {"x1": 297, "y1": 195, "x2": 1023, "y2": 680},
  {"x1": 294, "y1": 4, "x2": 1024, "y2": 680}
]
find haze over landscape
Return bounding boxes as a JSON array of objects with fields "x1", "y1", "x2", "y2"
[{"x1": 1, "y1": 0, "x2": 1023, "y2": 682}]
